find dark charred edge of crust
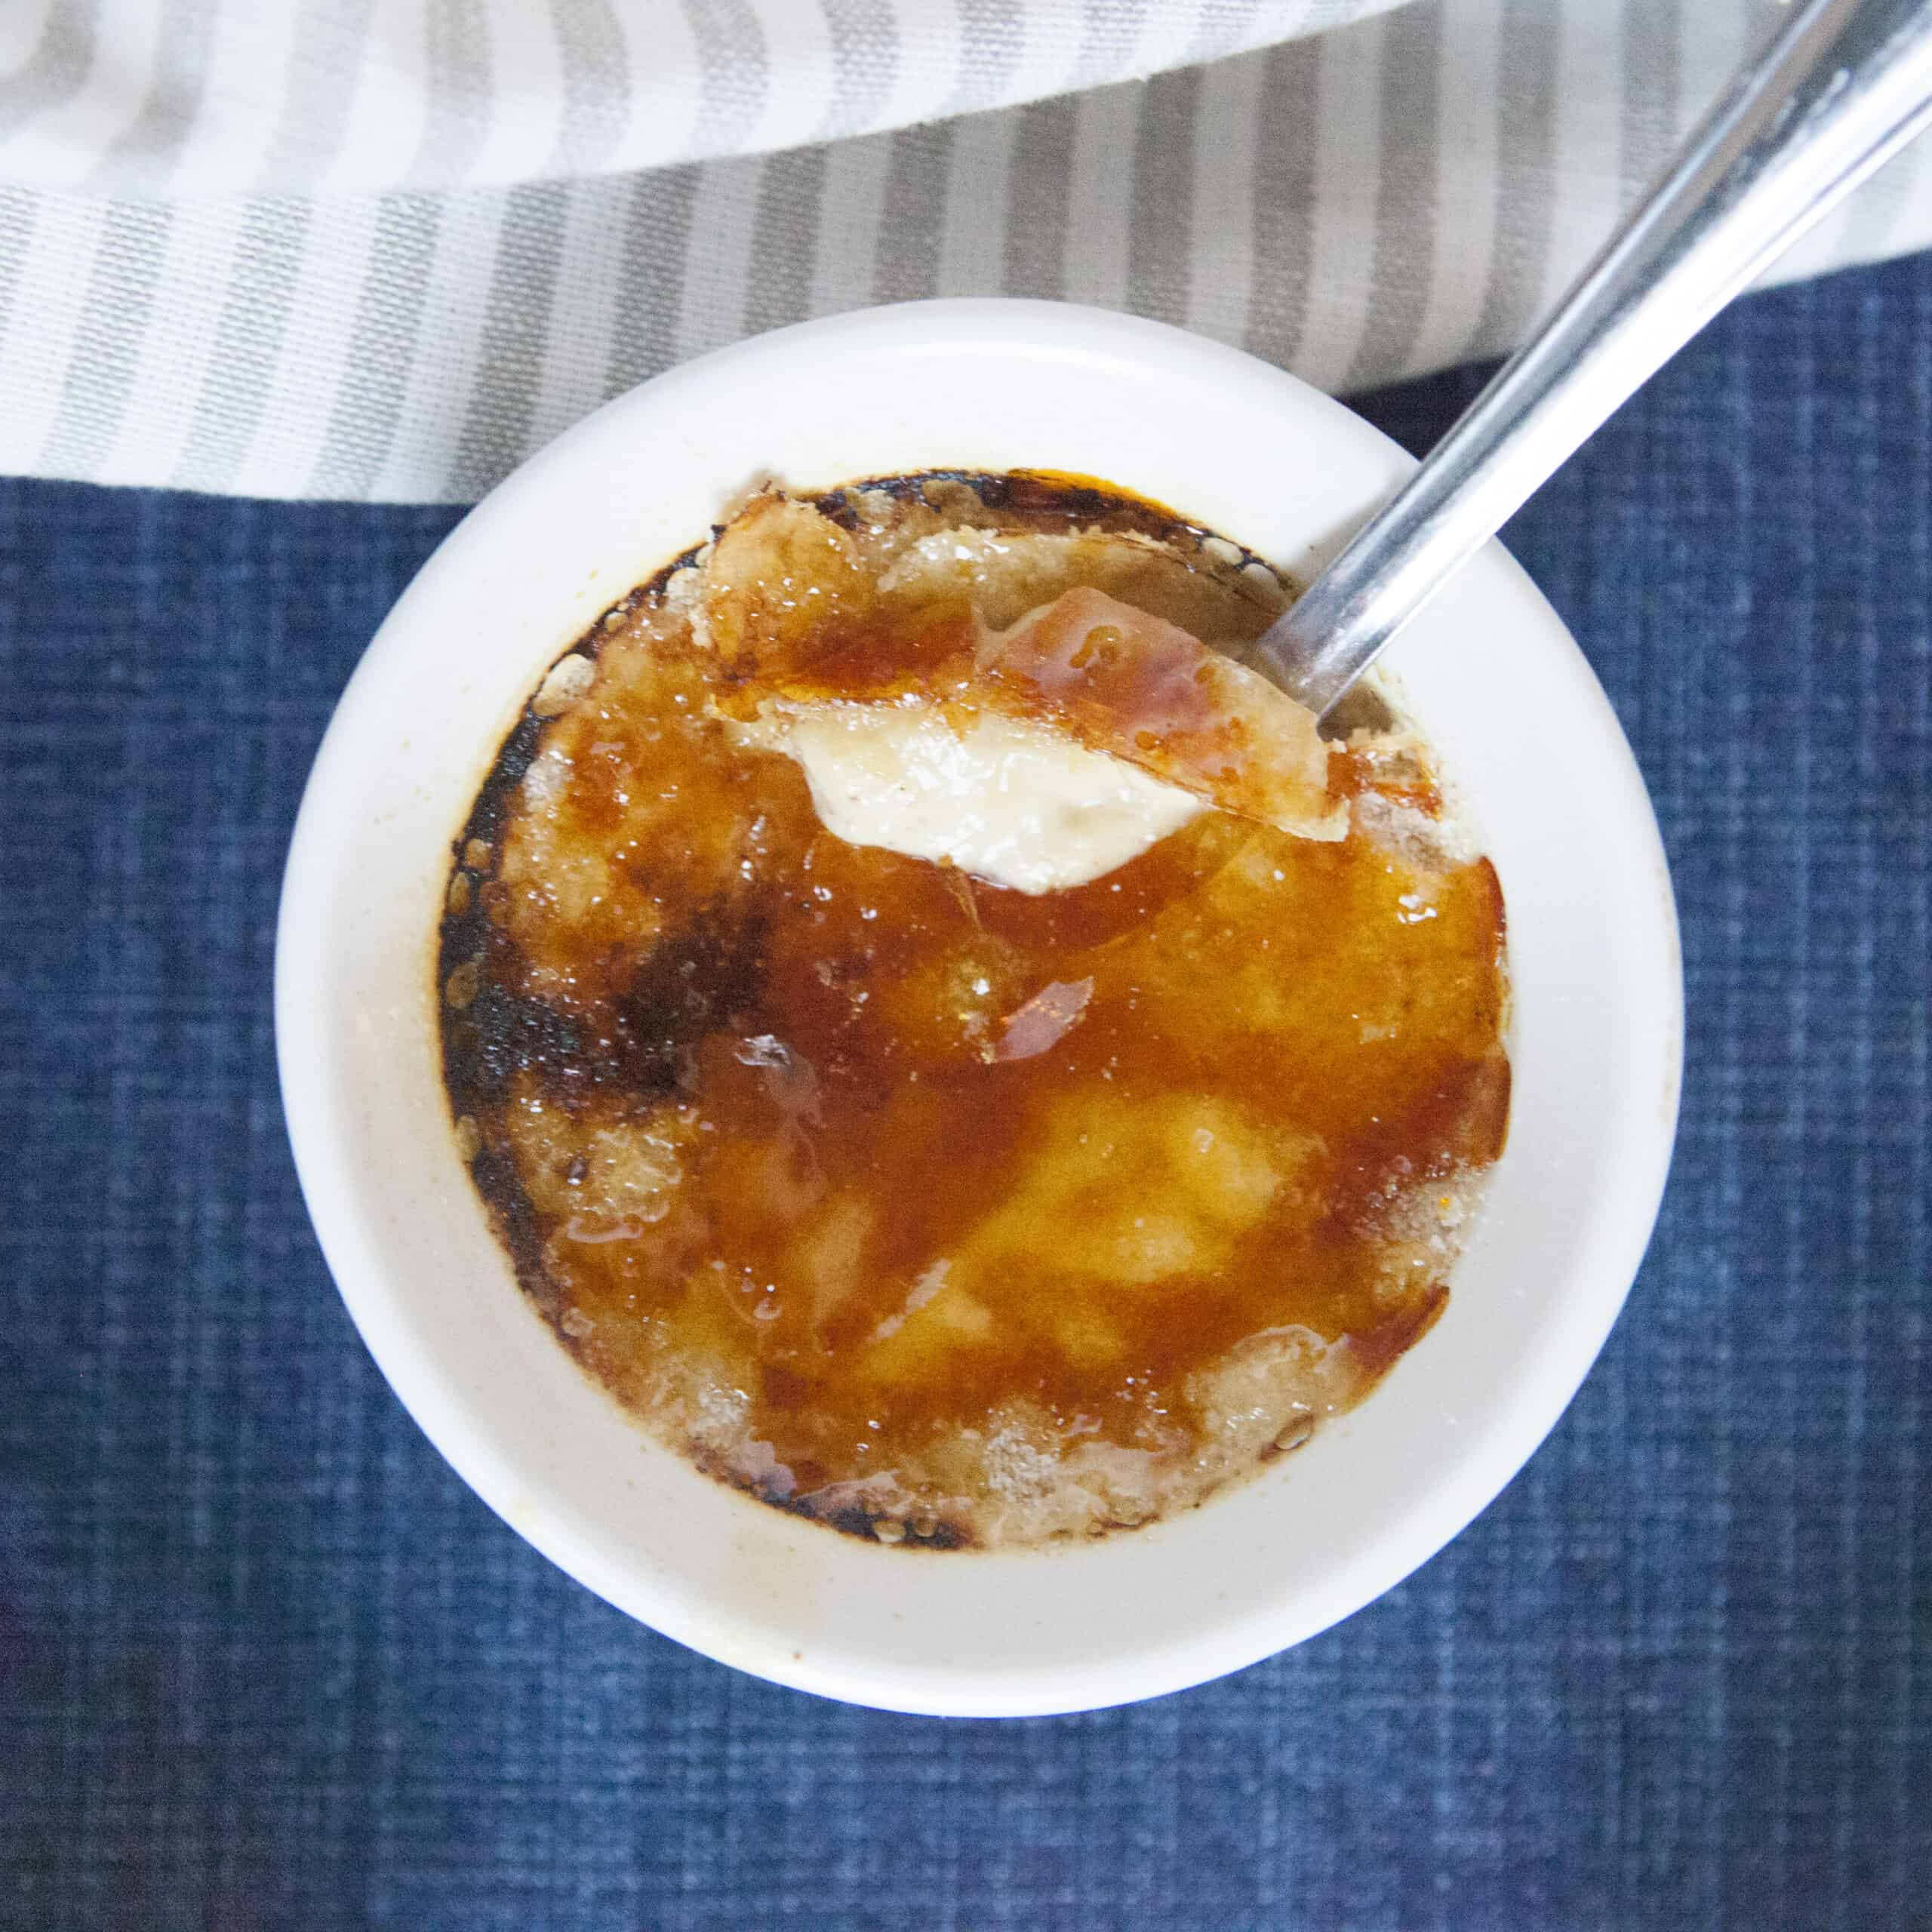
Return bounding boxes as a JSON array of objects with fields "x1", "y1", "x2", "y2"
[
  {"x1": 687, "y1": 1447, "x2": 976, "y2": 1551},
  {"x1": 470, "y1": 1145, "x2": 557, "y2": 1316},
  {"x1": 435, "y1": 539, "x2": 712, "y2": 1371},
  {"x1": 809, "y1": 466, "x2": 1287, "y2": 571},
  {"x1": 817, "y1": 468, "x2": 1304, "y2": 604},
  {"x1": 436, "y1": 540, "x2": 703, "y2": 1129}
]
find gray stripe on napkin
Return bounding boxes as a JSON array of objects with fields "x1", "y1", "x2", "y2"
[
  {"x1": 307, "y1": 195, "x2": 443, "y2": 498},
  {"x1": 551, "y1": 0, "x2": 630, "y2": 177},
  {"x1": 0, "y1": 0, "x2": 99, "y2": 135},
  {"x1": 1245, "y1": 35, "x2": 1321, "y2": 368},
  {"x1": 603, "y1": 165, "x2": 700, "y2": 399},
  {"x1": 1619, "y1": 0, "x2": 1680, "y2": 200},
  {"x1": 1071, "y1": 0, "x2": 1149, "y2": 88},
  {"x1": 1004, "y1": 96, "x2": 1075, "y2": 299},
  {"x1": 746, "y1": 146, "x2": 829, "y2": 334},
  {"x1": 88, "y1": 0, "x2": 217, "y2": 191},
  {"x1": 1187, "y1": 0, "x2": 1269, "y2": 66},
  {"x1": 1129, "y1": 68, "x2": 1196, "y2": 330},
  {"x1": 1346, "y1": 0, "x2": 1440, "y2": 388},
  {"x1": 412, "y1": 0, "x2": 494, "y2": 188},
  {"x1": 447, "y1": 181, "x2": 570, "y2": 501},
  {"x1": 944, "y1": 0, "x2": 1026, "y2": 118},
  {"x1": 173, "y1": 198, "x2": 315, "y2": 494},
  {"x1": 36, "y1": 200, "x2": 173, "y2": 480},
  {"x1": 1472, "y1": 0, "x2": 1560, "y2": 358},
  {"x1": 256, "y1": 0, "x2": 377, "y2": 192},
  {"x1": 821, "y1": 0, "x2": 899, "y2": 140},
  {"x1": 873, "y1": 123, "x2": 955, "y2": 303},
  {"x1": 685, "y1": 0, "x2": 770, "y2": 155},
  {"x1": 0, "y1": 186, "x2": 39, "y2": 346}
]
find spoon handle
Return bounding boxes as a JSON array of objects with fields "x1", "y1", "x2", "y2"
[{"x1": 1258, "y1": 0, "x2": 1932, "y2": 718}]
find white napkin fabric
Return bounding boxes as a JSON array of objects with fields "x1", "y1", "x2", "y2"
[{"x1": 1, "y1": 0, "x2": 1927, "y2": 503}]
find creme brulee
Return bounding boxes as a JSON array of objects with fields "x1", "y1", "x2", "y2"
[{"x1": 438, "y1": 472, "x2": 1509, "y2": 1548}]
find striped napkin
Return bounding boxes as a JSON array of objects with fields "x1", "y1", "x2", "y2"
[{"x1": 2, "y1": 0, "x2": 1927, "y2": 503}]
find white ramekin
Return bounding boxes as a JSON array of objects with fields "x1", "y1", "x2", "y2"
[{"x1": 277, "y1": 300, "x2": 1681, "y2": 1718}]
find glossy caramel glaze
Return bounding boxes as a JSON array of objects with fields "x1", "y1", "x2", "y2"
[{"x1": 439, "y1": 473, "x2": 1509, "y2": 1548}]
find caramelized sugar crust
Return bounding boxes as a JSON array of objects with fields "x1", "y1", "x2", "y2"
[{"x1": 440, "y1": 473, "x2": 1509, "y2": 1548}]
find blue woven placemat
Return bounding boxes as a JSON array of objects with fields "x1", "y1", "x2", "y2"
[{"x1": 2, "y1": 257, "x2": 1928, "y2": 1930}]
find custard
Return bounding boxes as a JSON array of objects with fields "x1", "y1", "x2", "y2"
[{"x1": 439, "y1": 473, "x2": 1509, "y2": 1547}]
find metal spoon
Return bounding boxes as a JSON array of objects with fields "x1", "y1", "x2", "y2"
[{"x1": 1256, "y1": 0, "x2": 1932, "y2": 718}]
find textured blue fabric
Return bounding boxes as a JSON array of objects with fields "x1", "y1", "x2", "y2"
[{"x1": 3, "y1": 257, "x2": 1930, "y2": 1931}]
